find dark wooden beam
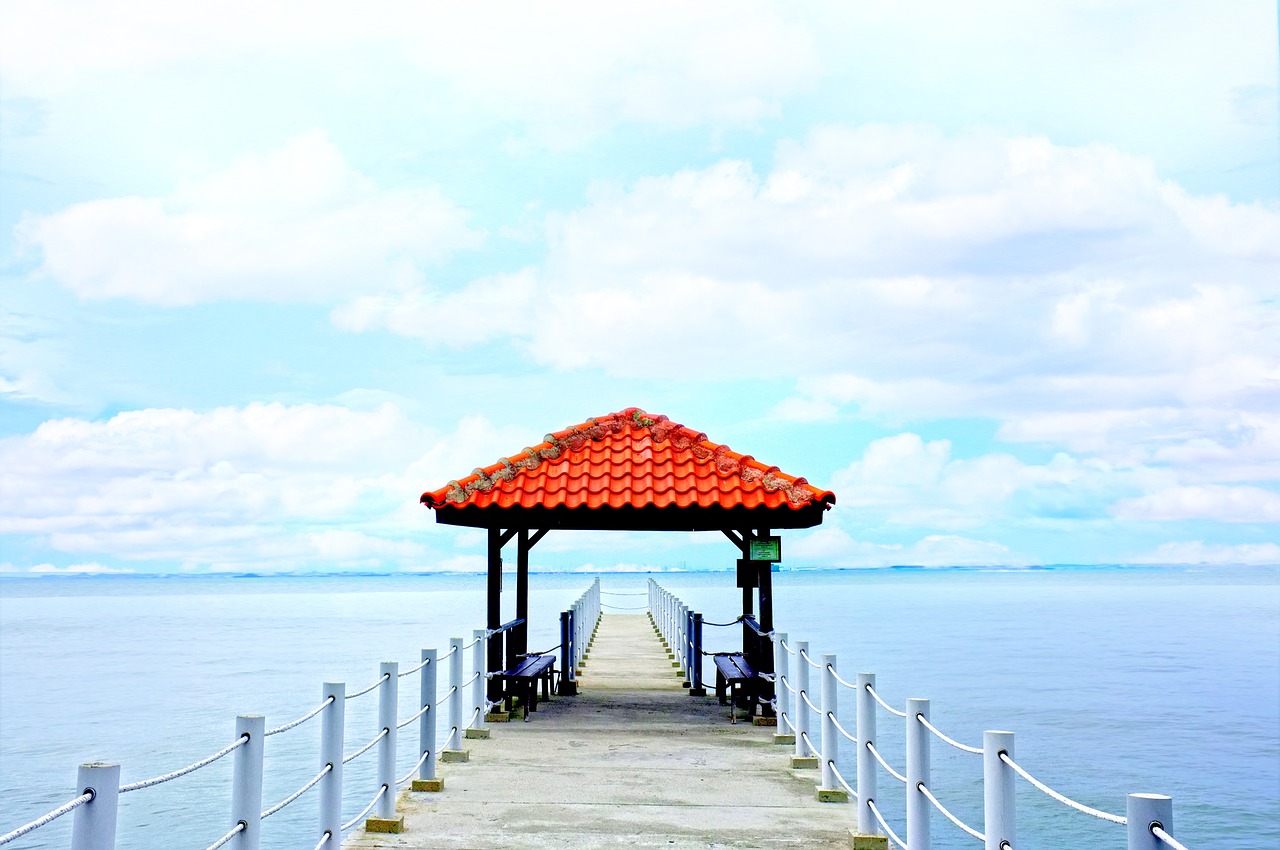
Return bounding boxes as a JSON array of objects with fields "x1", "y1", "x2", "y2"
[{"x1": 528, "y1": 528, "x2": 551, "y2": 549}]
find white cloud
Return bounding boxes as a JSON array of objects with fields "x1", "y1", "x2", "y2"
[
  {"x1": 1111, "y1": 485, "x2": 1280, "y2": 523},
  {"x1": 1132, "y1": 541, "x2": 1280, "y2": 566},
  {"x1": 10, "y1": 561, "x2": 134, "y2": 574},
  {"x1": 16, "y1": 132, "x2": 480, "y2": 305},
  {"x1": 0, "y1": 403, "x2": 531, "y2": 571},
  {"x1": 788, "y1": 526, "x2": 1033, "y2": 568}
]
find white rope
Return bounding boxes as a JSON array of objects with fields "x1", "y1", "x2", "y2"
[
  {"x1": 343, "y1": 727, "x2": 389, "y2": 765},
  {"x1": 1153, "y1": 824, "x2": 1191, "y2": 850},
  {"x1": 798, "y1": 648, "x2": 824, "y2": 670},
  {"x1": 829, "y1": 761, "x2": 860, "y2": 802},
  {"x1": 867, "y1": 799, "x2": 908, "y2": 850},
  {"x1": 828, "y1": 711, "x2": 858, "y2": 743},
  {"x1": 867, "y1": 741, "x2": 907, "y2": 784},
  {"x1": 0, "y1": 791, "x2": 94, "y2": 846},
  {"x1": 865, "y1": 683, "x2": 908, "y2": 718},
  {"x1": 463, "y1": 636, "x2": 481, "y2": 650},
  {"x1": 435, "y1": 685, "x2": 458, "y2": 706},
  {"x1": 469, "y1": 706, "x2": 482, "y2": 725},
  {"x1": 602, "y1": 603, "x2": 650, "y2": 610},
  {"x1": 341, "y1": 785, "x2": 387, "y2": 832},
  {"x1": 778, "y1": 674, "x2": 797, "y2": 694},
  {"x1": 120, "y1": 734, "x2": 249, "y2": 792},
  {"x1": 779, "y1": 636, "x2": 793, "y2": 652},
  {"x1": 261, "y1": 764, "x2": 331, "y2": 820},
  {"x1": 799, "y1": 689, "x2": 821, "y2": 714},
  {"x1": 398, "y1": 750, "x2": 433, "y2": 786},
  {"x1": 601, "y1": 590, "x2": 647, "y2": 596},
  {"x1": 202, "y1": 822, "x2": 246, "y2": 850},
  {"x1": 800, "y1": 730, "x2": 819, "y2": 757},
  {"x1": 464, "y1": 671, "x2": 482, "y2": 687},
  {"x1": 919, "y1": 782, "x2": 985, "y2": 841},
  {"x1": 999, "y1": 752, "x2": 1127, "y2": 824},
  {"x1": 918, "y1": 714, "x2": 983, "y2": 754},
  {"x1": 345, "y1": 672, "x2": 391, "y2": 700},
  {"x1": 267, "y1": 696, "x2": 335, "y2": 737},
  {"x1": 310, "y1": 831, "x2": 332, "y2": 850},
  {"x1": 438, "y1": 644, "x2": 458, "y2": 660},
  {"x1": 828, "y1": 664, "x2": 858, "y2": 690},
  {"x1": 779, "y1": 711, "x2": 797, "y2": 733},
  {"x1": 398, "y1": 702, "x2": 431, "y2": 730},
  {"x1": 758, "y1": 672, "x2": 776, "y2": 682},
  {"x1": 399, "y1": 657, "x2": 431, "y2": 677}
]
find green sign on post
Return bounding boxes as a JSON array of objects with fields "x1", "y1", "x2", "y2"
[{"x1": 748, "y1": 536, "x2": 781, "y2": 562}]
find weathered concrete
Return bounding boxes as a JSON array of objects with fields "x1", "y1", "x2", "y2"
[{"x1": 345, "y1": 614, "x2": 854, "y2": 849}]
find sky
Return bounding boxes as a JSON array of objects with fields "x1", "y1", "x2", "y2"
[{"x1": 1, "y1": 1, "x2": 1278, "y2": 574}]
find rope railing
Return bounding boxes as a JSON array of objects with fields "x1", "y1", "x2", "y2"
[
  {"x1": 701, "y1": 615, "x2": 745, "y2": 627},
  {"x1": 800, "y1": 730, "x2": 819, "y2": 756},
  {"x1": 310, "y1": 831, "x2": 331, "y2": 850},
  {"x1": 866, "y1": 683, "x2": 908, "y2": 718},
  {"x1": 919, "y1": 782, "x2": 985, "y2": 841},
  {"x1": 918, "y1": 713, "x2": 983, "y2": 754},
  {"x1": 342, "y1": 727, "x2": 389, "y2": 765},
  {"x1": 999, "y1": 751, "x2": 1127, "y2": 824},
  {"x1": 398, "y1": 657, "x2": 431, "y2": 677},
  {"x1": 201, "y1": 822, "x2": 246, "y2": 850},
  {"x1": 266, "y1": 696, "x2": 334, "y2": 737},
  {"x1": 398, "y1": 702, "x2": 431, "y2": 730},
  {"x1": 341, "y1": 784, "x2": 387, "y2": 832},
  {"x1": 463, "y1": 636, "x2": 482, "y2": 650},
  {"x1": 798, "y1": 648, "x2": 824, "y2": 670},
  {"x1": 799, "y1": 688, "x2": 821, "y2": 715},
  {"x1": 867, "y1": 799, "x2": 908, "y2": 850},
  {"x1": 601, "y1": 589, "x2": 648, "y2": 596},
  {"x1": 1153, "y1": 824, "x2": 1191, "y2": 850},
  {"x1": 436, "y1": 684, "x2": 458, "y2": 705},
  {"x1": 119, "y1": 734, "x2": 249, "y2": 793},
  {"x1": 398, "y1": 751, "x2": 432, "y2": 787},
  {"x1": 867, "y1": 741, "x2": 908, "y2": 784},
  {"x1": 828, "y1": 664, "x2": 858, "y2": 690},
  {"x1": 827, "y1": 711, "x2": 857, "y2": 744},
  {"x1": 829, "y1": 761, "x2": 860, "y2": 802},
  {"x1": 778, "y1": 673, "x2": 797, "y2": 694},
  {"x1": 261, "y1": 764, "x2": 331, "y2": 820},
  {"x1": 345, "y1": 672, "x2": 391, "y2": 701},
  {"x1": 0, "y1": 791, "x2": 94, "y2": 846},
  {"x1": 602, "y1": 602, "x2": 649, "y2": 610}
]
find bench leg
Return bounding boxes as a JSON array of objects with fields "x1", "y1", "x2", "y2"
[{"x1": 716, "y1": 671, "x2": 728, "y2": 705}]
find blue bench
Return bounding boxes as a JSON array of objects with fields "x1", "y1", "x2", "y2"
[
  {"x1": 712, "y1": 652, "x2": 757, "y2": 721},
  {"x1": 502, "y1": 654, "x2": 557, "y2": 720}
]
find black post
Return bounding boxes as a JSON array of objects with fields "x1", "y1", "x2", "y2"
[
  {"x1": 559, "y1": 610, "x2": 577, "y2": 695},
  {"x1": 689, "y1": 612, "x2": 706, "y2": 696},
  {"x1": 756, "y1": 527, "x2": 776, "y2": 716},
  {"x1": 487, "y1": 527, "x2": 504, "y2": 706},
  {"x1": 516, "y1": 529, "x2": 530, "y2": 661}
]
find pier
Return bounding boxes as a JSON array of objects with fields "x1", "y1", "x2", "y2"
[{"x1": 346, "y1": 611, "x2": 852, "y2": 849}]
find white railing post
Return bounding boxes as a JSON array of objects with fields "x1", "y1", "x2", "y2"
[
  {"x1": 318, "y1": 682, "x2": 345, "y2": 849},
  {"x1": 793, "y1": 641, "x2": 812, "y2": 763},
  {"x1": 471, "y1": 630, "x2": 487, "y2": 731},
  {"x1": 417, "y1": 649, "x2": 438, "y2": 786},
  {"x1": 447, "y1": 638, "x2": 464, "y2": 752},
  {"x1": 984, "y1": 731, "x2": 1015, "y2": 850},
  {"x1": 231, "y1": 715, "x2": 265, "y2": 850},
  {"x1": 906, "y1": 698, "x2": 930, "y2": 850},
  {"x1": 818, "y1": 654, "x2": 841, "y2": 800},
  {"x1": 375, "y1": 662, "x2": 397, "y2": 820},
  {"x1": 774, "y1": 632, "x2": 791, "y2": 743},
  {"x1": 856, "y1": 673, "x2": 877, "y2": 836},
  {"x1": 70, "y1": 762, "x2": 120, "y2": 850},
  {"x1": 1127, "y1": 794, "x2": 1173, "y2": 850}
]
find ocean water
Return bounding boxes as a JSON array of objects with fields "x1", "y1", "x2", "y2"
[{"x1": 1, "y1": 567, "x2": 1277, "y2": 850}]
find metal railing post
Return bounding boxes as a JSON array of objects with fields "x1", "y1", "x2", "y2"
[
  {"x1": 70, "y1": 762, "x2": 120, "y2": 850},
  {"x1": 319, "y1": 682, "x2": 345, "y2": 849},
  {"x1": 906, "y1": 698, "x2": 930, "y2": 850},
  {"x1": 447, "y1": 638, "x2": 464, "y2": 751},
  {"x1": 856, "y1": 673, "x2": 877, "y2": 836},
  {"x1": 1127, "y1": 794, "x2": 1173, "y2": 850},
  {"x1": 794, "y1": 641, "x2": 811, "y2": 761},
  {"x1": 418, "y1": 649, "x2": 438, "y2": 784},
  {"x1": 231, "y1": 715, "x2": 265, "y2": 850},
  {"x1": 983, "y1": 731, "x2": 1015, "y2": 850},
  {"x1": 819, "y1": 654, "x2": 840, "y2": 799},
  {"x1": 471, "y1": 630, "x2": 487, "y2": 730},
  {"x1": 376, "y1": 662, "x2": 397, "y2": 820},
  {"x1": 774, "y1": 632, "x2": 790, "y2": 740}
]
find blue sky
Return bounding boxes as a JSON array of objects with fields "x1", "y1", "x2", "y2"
[{"x1": 1, "y1": 1, "x2": 1278, "y2": 574}]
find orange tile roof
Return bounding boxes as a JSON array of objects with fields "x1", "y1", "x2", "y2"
[{"x1": 421, "y1": 408, "x2": 835, "y2": 520}]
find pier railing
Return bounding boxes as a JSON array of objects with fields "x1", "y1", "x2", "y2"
[
  {"x1": 0, "y1": 582, "x2": 603, "y2": 850},
  {"x1": 649, "y1": 580, "x2": 1192, "y2": 850}
]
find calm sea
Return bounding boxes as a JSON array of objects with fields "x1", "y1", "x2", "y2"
[{"x1": 1, "y1": 567, "x2": 1277, "y2": 850}]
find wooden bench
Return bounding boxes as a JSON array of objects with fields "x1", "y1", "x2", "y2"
[
  {"x1": 712, "y1": 652, "x2": 757, "y2": 721},
  {"x1": 502, "y1": 654, "x2": 557, "y2": 720}
]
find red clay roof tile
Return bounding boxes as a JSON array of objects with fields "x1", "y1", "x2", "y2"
[{"x1": 421, "y1": 408, "x2": 835, "y2": 514}]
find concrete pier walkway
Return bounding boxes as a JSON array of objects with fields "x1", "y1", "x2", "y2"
[{"x1": 345, "y1": 613, "x2": 853, "y2": 849}]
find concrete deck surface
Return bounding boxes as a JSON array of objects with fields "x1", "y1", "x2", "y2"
[{"x1": 344, "y1": 613, "x2": 853, "y2": 849}]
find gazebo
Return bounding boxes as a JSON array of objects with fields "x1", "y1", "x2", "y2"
[{"x1": 420, "y1": 407, "x2": 835, "y2": 709}]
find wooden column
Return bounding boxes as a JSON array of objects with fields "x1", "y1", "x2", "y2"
[
  {"x1": 487, "y1": 526, "x2": 504, "y2": 705},
  {"x1": 755, "y1": 528, "x2": 776, "y2": 716},
  {"x1": 515, "y1": 529, "x2": 530, "y2": 660}
]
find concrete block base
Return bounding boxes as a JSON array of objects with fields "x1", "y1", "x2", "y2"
[
  {"x1": 791, "y1": 755, "x2": 820, "y2": 769},
  {"x1": 440, "y1": 749, "x2": 470, "y2": 763},
  {"x1": 558, "y1": 681, "x2": 578, "y2": 696},
  {"x1": 365, "y1": 815, "x2": 405, "y2": 833},
  {"x1": 410, "y1": 778, "x2": 444, "y2": 792},
  {"x1": 774, "y1": 733, "x2": 796, "y2": 745},
  {"x1": 817, "y1": 788, "x2": 848, "y2": 803},
  {"x1": 464, "y1": 728, "x2": 490, "y2": 739},
  {"x1": 753, "y1": 716, "x2": 778, "y2": 727},
  {"x1": 485, "y1": 711, "x2": 510, "y2": 723},
  {"x1": 681, "y1": 680, "x2": 691, "y2": 688},
  {"x1": 850, "y1": 833, "x2": 890, "y2": 849},
  {"x1": 687, "y1": 687, "x2": 707, "y2": 697}
]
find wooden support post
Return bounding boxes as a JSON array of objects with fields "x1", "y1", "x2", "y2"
[{"x1": 487, "y1": 527, "x2": 504, "y2": 707}]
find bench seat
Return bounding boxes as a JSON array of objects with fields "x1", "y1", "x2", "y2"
[
  {"x1": 502, "y1": 654, "x2": 557, "y2": 720},
  {"x1": 712, "y1": 652, "x2": 757, "y2": 719}
]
